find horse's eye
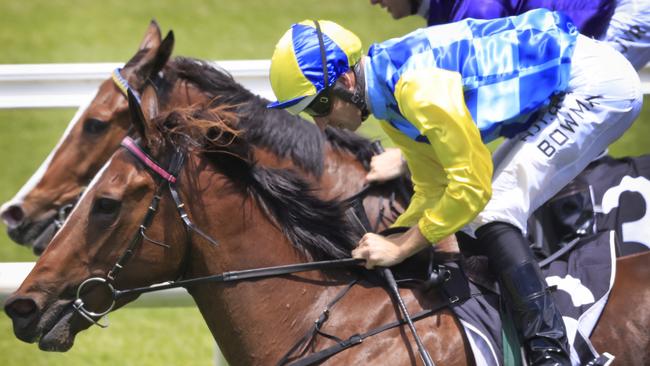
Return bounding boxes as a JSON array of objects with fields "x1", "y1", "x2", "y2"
[
  {"x1": 83, "y1": 118, "x2": 109, "y2": 135},
  {"x1": 92, "y1": 197, "x2": 121, "y2": 216}
]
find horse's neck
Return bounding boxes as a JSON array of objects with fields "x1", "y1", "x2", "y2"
[
  {"x1": 184, "y1": 185, "x2": 353, "y2": 364},
  {"x1": 318, "y1": 144, "x2": 367, "y2": 200},
  {"x1": 166, "y1": 78, "x2": 206, "y2": 107},
  {"x1": 192, "y1": 266, "x2": 353, "y2": 365}
]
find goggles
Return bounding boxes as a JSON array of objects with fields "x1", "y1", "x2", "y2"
[{"x1": 303, "y1": 88, "x2": 333, "y2": 117}]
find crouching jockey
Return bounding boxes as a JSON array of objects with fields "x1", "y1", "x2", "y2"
[{"x1": 266, "y1": 9, "x2": 642, "y2": 365}]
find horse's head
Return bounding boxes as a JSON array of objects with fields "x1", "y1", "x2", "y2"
[
  {"x1": 0, "y1": 20, "x2": 175, "y2": 255},
  {"x1": 2, "y1": 85, "x2": 200, "y2": 351}
]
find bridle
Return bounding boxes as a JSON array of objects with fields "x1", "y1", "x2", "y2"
[{"x1": 72, "y1": 134, "x2": 191, "y2": 327}]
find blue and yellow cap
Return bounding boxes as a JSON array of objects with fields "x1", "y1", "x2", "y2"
[{"x1": 267, "y1": 20, "x2": 362, "y2": 113}]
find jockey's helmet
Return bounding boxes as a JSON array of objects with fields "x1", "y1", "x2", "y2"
[{"x1": 267, "y1": 20, "x2": 362, "y2": 114}]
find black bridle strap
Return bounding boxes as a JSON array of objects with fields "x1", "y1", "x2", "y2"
[
  {"x1": 107, "y1": 180, "x2": 166, "y2": 281},
  {"x1": 168, "y1": 181, "x2": 219, "y2": 247},
  {"x1": 114, "y1": 258, "x2": 364, "y2": 299}
]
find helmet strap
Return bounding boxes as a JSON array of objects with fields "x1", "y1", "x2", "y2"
[
  {"x1": 313, "y1": 20, "x2": 330, "y2": 91},
  {"x1": 332, "y1": 62, "x2": 370, "y2": 121}
]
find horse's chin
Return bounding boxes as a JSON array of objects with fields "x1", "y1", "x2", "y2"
[
  {"x1": 36, "y1": 301, "x2": 90, "y2": 352},
  {"x1": 38, "y1": 307, "x2": 77, "y2": 352},
  {"x1": 31, "y1": 221, "x2": 58, "y2": 255}
]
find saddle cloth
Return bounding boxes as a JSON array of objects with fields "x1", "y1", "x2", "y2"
[{"x1": 444, "y1": 230, "x2": 617, "y2": 366}]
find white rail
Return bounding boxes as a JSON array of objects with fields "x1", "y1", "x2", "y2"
[
  {"x1": 0, "y1": 262, "x2": 193, "y2": 306},
  {"x1": 0, "y1": 60, "x2": 273, "y2": 108}
]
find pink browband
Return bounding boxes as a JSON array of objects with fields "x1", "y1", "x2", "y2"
[{"x1": 121, "y1": 137, "x2": 177, "y2": 183}]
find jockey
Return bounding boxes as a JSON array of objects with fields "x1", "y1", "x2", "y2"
[
  {"x1": 266, "y1": 10, "x2": 642, "y2": 366},
  {"x1": 371, "y1": 0, "x2": 650, "y2": 70}
]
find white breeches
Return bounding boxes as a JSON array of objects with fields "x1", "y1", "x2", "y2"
[{"x1": 465, "y1": 35, "x2": 643, "y2": 236}]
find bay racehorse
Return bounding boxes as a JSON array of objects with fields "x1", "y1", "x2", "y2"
[
  {"x1": 5, "y1": 86, "x2": 649, "y2": 365},
  {"x1": 0, "y1": 20, "x2": 406, "y2": 254}
]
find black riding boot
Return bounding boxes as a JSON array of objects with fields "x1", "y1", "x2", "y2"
[{"x1": 476, "y1": 222, "x2": 571, "y2": 366}]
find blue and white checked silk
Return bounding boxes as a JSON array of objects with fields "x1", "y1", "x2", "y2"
[{"x1": 365, "y1": 9, "x2": 578, "y2": 143}]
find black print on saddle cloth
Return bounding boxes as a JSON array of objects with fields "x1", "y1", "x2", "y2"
[
  {"x1": 530, "y1": 154, "x2": 650, "y2": 257},
  {"x1": 445, "y1": 231, "x2": 616, "y2": 366}
]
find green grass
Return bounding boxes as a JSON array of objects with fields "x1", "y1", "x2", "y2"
[
  {"x1": 0, "y1": 0, "x2": 423, "y2": 64},
  {"x1": 0, "y1": 307, "x2": 215, "y2": 366},
  {"x1": 0, "y1": 1, "x2": 649, "y2": 365}
]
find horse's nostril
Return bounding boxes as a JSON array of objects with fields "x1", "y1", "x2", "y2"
[
  {"x1": 1, "y1": 204, "x2": 25, "y2": 228},
  {"x1": 5, "y1": 297, "x2": 37, "y2": 319}
]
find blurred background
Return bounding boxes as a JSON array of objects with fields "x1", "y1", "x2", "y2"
[{"x1": 0, "y1": 1, "x2": 648, "y2": 365}]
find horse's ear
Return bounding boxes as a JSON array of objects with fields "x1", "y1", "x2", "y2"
[
  {"x1": 131, "y1": 30, "x2": 174, "y2": 87},
  {"x1": 128, "y1": 88, "x2": 161, "y2": 150},
  {"x1": 138, "y1": 19, "x2": 162, "y2": 50},
  {"x1": 140, "y1": 85, "x2": 159, "y2": 123},
  {"x1": 149, "y1": 31, "x2": 175, "y2": 79}
]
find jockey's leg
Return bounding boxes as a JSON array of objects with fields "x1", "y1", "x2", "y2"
[
  {"x1": 603, "y1": 0, "x2": 650, "y2": 70},
  {"x1": 477, "y1": 221, "x2": 570, "y2": 366}
]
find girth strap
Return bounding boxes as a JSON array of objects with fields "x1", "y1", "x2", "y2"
[{"x1": 283, "y1": 305, "x2": 447, "y2": 366}]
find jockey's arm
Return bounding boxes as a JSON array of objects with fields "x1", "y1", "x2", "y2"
[
  {"x1": 352, "y1": 67, "x2": 494, "y2": 269},
  {"x1": 366, "y1": 147, "x2": 408, "y2": 183},
  {"x1": 392, "y1": 67, "x2": 493, "y2": 245}
]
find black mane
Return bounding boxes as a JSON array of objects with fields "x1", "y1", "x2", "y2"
[
  {"x1": 158, "y1": 107, "x2": 358, "y2": 260},
  {"x1": 153, "y1": 58, "x2": 386, "y2": 260},
  {"x1": 165, "y1": 57, "x2": 376, "y2": 176}
]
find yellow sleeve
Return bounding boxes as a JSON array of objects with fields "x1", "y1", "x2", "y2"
[{"x1": 393, "y1": 68, "x2": 493, "y2": 244}]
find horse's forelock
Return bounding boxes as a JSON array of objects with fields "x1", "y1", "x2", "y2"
[{"x1": 156, "y1": 104, "x2": 244, "y2": 156}]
